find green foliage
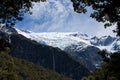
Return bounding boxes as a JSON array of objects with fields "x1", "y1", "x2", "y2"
[
  {"x1": 0, "y1": 39, "x2": 72, "y2": 80},
  {"x1": 0, "y1": 52, "x2": 72, "y2": 80},
  {"x1": 0, "y1": 0, "x2": 120, "y2": 36},
  {"x1": 9, "y1": 34, "x2": 89, "y2": 80},
  {"x1": 0, "y1": 0, "x2": 46, "y2": 25},
  {"x1": 0, "y1": 38, "x2": 11, "y2": 51},
  {"x1": 108, "y1": 77, "x2": 117, "y2": 80},
  {"x1": 89, "y1": 51, "x2": 120, "y2": 80},
  {"x1": 82, "y1": 75, "x2": 95, "y2": 80},
  {"x1": 71, "y1": 0, "x2": 120, "y2": 36},
  {"x1": 88, "y1": 75, "x2": 95, "y2": 80},
  {"x1": 82, "y1": 77, "x2": 88, "y2": 80},
  {"x1": 1, "y1": 0, "x2": 120, "y2": 36},
  {"x1": 0, "y1": 52, "x2": 18, "y2": 80}
]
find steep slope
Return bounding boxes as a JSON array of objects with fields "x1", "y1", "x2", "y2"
[
  {"x1": 90, "y1": 36, "x2": 120, "y2": 51},
  {"x1": 15, "y1": 28, "x2": 120, "y2": 71},
  {"x1": 1, "y1": 25, "x2": 118, "y2": 52},
  {"x1": 7, "y1": 33, "x2": 89, "y2": 80},
  {"x1": 0, "y1": 36, "x2": 71, "y2": 80},
  {"x1": 64, "y1": 44, "x2": 102, "y2": 70},
  {"x1": 16, "y1": 29, "x2": 119, "y2": 70},
  {"x1": 16, "y1": 29, "x2": 91, "y2": 50},
  {"x1": 1, "y1": 26, "x2": 119, "y2": 79},
  {"x1": 90, "y1": 36, "x2": 116, "y2": 46},
  {"x1": 0, "y1": 51, "x2": 72, "y2": 80}
]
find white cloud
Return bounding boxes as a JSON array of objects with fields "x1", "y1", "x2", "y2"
[{"x1": 16, "y1": 0, "x2": 116, "y2": 37}]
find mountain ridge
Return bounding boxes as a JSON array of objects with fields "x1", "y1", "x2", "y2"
[
  {"x1": 15, "y1": 28, "x2": 120, "y2": 52},
  {"x1": 14, "y1": 27, "x2": 120, "y2": 70},
  {"x1": 0, "y1": 25, "x2": 120, "y2": 79},
  {"x1": 0, "y1": 26, "x2": 90, "y2": 80}
]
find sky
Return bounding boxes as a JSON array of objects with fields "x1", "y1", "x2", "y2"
[{"x1": 15, "y1": 0, "x2": 116, "y2": 37}]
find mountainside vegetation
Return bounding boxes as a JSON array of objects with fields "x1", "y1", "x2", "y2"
[
  {"x1": 0, "y1": 52, "x2": 72, "y2": 80},
  {"x1": 0, "y1": 31, "x2": 90, "y2": 80},
  {"x1": 64, "y1": 45, "x2": 102, "y2": 70},
  {"x1": 8, "y1": 33, "x2": 89, "y2": 80},
  {"x1": 0, "y1": 38, "x2": 72, "y2": 80},
  {"x1": 82, "y1": 50, "x2": 120, "y2": 80}
]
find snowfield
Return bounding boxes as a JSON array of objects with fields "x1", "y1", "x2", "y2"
[{"x1": 16, "y1": 28, "x2": 120, "y2": 52}]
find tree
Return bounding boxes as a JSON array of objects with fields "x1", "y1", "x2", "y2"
[
  {"x1": 90, "y1": 51, "x2": 120, "y2": 80},
  {"x1": 0, "y1": 0, "x2": 120, "y2": 36},
  {"x1": 82, "y1": 75, "x2": 95, "y2": 80},
  {"x1": 0, "y1": 38, "x2": 11, "y2": 51},
  {"x1": 71, "y1": 0, "x2": 120, "y2": 36},
  {"x1": 0, "y1": 0, "x2": 46, "y2": 26}
]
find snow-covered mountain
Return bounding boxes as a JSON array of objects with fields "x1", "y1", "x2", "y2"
[
  {"x1": 0, "y1": 25, "x2": 120, "y2": 70},
  {"x1": 14, "y1": 28, "x2": 120, "y2": 70},
  {"x1": 0, "y1": 24, "x2": 18, "y2": 34},
  {"x1": 16, "y1": 29, "x2": 90, "y2": 50},
  {"x1": 15, "y1": 28, "x2": 120, "y2": 52},
  {"x1": 0, "y1": 27, "x2": 90, "y2": 80}
]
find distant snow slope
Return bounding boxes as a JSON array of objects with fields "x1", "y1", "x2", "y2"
[
  {"x1": 16, "y1": 28, "x2": 120, "y2": 70},
  {"x1": 16, "y1": 28, "x2": 120, "y2": 52},
  {"x1": 1, "y1": 25, "x2": 119, "y2": 70}
]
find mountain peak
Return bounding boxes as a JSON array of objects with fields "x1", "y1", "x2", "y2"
[
  {"x1": 0, "y1": 24, "x2": 18, "y2": 34},
  {"x1": 14, "y1": 28, "x2": 119, "y2": 52}
]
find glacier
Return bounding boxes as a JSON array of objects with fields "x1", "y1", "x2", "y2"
[
  {"x1": 16, "y1": 29, "x2": 120, "y2": 70},
  {"x1": 1, "y1": 23, "x2": 119, "y2": 52},
  {"x1": 15, "y1": 28, "x2": 120, "y2": 52}
]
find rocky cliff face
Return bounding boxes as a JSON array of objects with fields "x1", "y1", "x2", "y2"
[
  {"x1": 64, "y1": 43, "x2": 102, "y2": 70},
  {"x1": 90, "y1": 36, "x2": 116, "y2": 46}
]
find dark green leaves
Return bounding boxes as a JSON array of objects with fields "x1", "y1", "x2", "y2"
[
  {"x1": 71, "y1": 0, "x2": 120, "y2": 36},
  {"x1": 0, "y1": 0, "x2": 46, "y2": 25}
]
